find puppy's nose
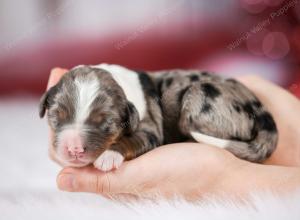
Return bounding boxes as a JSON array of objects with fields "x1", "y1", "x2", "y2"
[
  {"x1": 60, "y1": 129, "x2": 85, "y2": 157},
  {"x1": 67, "y1": 146, "x2": 85, "y2": 156}
]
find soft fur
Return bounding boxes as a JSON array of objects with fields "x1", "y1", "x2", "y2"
[{"x1": 2, "y1": 189, "x2": 300, "y2": 220}]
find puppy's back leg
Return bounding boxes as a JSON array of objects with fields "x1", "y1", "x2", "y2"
[
  {"x1": 178, "y1": 84, "x2": 232, "y2": 149},
  {"x1": 178, "y1": 83, "x2": 278, "y2": 162}
]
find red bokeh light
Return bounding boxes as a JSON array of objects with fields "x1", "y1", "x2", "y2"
[{"x1": 262, "y1": 32, "x2": 290, "y2": 59}]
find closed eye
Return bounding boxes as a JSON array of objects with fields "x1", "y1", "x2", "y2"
[
  {"x1": 95, "y1": 117, "x2": 114, "y2": 133},
  {"x1": 57, "y1": 108, "x2": 67, "y2": 120},
  {"x1": 87, "y1": 110, "x2": 105, "y2": 124}
]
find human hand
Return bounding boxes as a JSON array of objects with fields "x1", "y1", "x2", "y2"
[
  {"x1": 46, "y1": 69, "x2": 300, "y2": 199},
  {"x1": 57, "y1": 143, "x2": 238, "y2": 200}
]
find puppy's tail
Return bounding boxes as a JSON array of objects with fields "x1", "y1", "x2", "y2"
[{"x1": 191, "y1": 119, "x2": 278, "y2": 163}]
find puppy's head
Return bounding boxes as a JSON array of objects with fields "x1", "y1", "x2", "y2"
[{"x1": 39, "y1": 66, "x2": 139, "y2": 167}]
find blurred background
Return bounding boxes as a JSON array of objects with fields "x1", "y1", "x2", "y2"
[
  {"x1": 0, "y1": 0, "x2": 299, "y2": 194},
  {"x1": 1, "y1": 0, "x2": 300, "y2": 96}
]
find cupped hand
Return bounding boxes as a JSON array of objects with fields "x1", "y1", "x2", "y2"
[
  {"x1": 237, "y1": 75, "x2": 300, "y2": 166},
  {"x1": 46, "y1": 68, "x2": 300, "y2": 199},
  {"x1": 57, "y1": 143, "x2": 237, "y2": 200}
]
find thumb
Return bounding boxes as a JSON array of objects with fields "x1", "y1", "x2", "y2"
[
  {"x1": 57, "y1": 167, "x2": 120, "y2": 194},
  {"x1": 56, "y1": 163, "x2": 144, "y2": 195},
  {"x1": 236, "y1": 75, "x2": 300, "y2": 119}
]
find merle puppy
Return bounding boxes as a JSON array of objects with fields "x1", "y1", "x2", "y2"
[{"x1": 39, "y1": 64, "x2": 278, "y2": 171}]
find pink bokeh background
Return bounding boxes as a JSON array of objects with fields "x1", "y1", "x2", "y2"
[{"x1": 0, "y1": 0, "x2": 299, "y2": 97}]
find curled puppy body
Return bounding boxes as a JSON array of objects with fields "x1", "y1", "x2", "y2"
[
  {"x1": 39, "y1": 64, "x2": 278, "y2": 171},
  {"x1": 150, "y1": 70, "x2": 278, "y2": 162}
]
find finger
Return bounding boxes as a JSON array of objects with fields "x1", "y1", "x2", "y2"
[
  {"x1": 236, "y1": 75, "x2": 299, "y2": 107},
  {"x1": 236, "y1": 75, "x2": 300, "y2": 118},
  {"x1": 47, "y1": 68, "x2": 68, "y2": 90},
  {"x1": 56, "y1": 161, "x2": 148, "y2": 195}
]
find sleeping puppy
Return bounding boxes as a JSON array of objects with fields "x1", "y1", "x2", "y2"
[{"x1": 39, "y1": 64, "x2": 278, "y2": 171}]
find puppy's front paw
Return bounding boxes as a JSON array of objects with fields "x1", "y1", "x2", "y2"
[{"x1": 93, "y1": 150, "x2": 124, "y2": 172}]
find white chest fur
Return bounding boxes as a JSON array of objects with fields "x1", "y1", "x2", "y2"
[{"x1": 92, "y1": 64, "x2": 147, "y2": 119}]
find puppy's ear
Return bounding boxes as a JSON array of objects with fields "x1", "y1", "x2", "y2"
[
  {"x1": 123, "y1": 101, "x2": 140, "y2": 135},
  {"x1": 39, "y1": 85, "x2": 59, "y2": 118}
]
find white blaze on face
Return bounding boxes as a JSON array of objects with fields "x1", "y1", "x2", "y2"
[
  {"x1": 74, "y1": 77, "x2": 100, "y2": 123},
  {"x1": 55, "y1": 75, "x2": 100, "y2": 161}
]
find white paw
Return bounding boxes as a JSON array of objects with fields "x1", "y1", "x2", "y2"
[{"x1": 94, "y1": 150, "x2": 124, "y2": 172}]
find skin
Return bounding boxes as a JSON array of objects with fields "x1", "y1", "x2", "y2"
[{"x1": 47, "y1": 68, "x2": 300, "y2": 200}]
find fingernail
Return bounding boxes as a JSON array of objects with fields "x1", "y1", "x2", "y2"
[{"x1": 57, "y1": 174, "x2": 76, "y2": 191}]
